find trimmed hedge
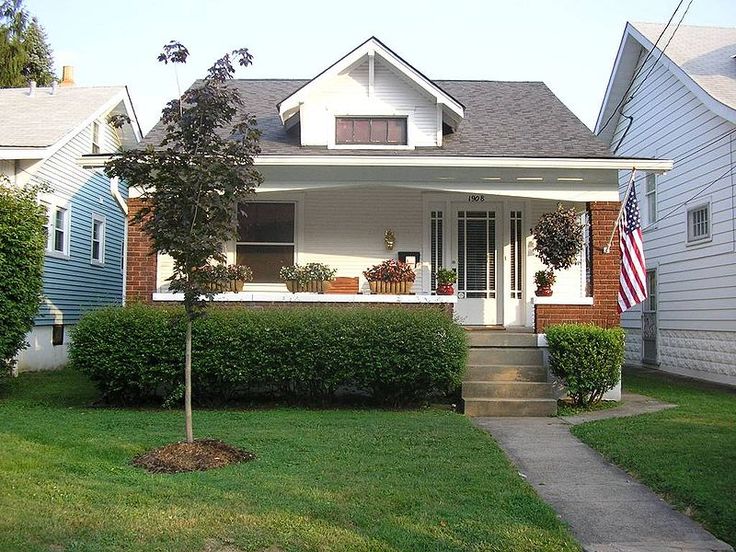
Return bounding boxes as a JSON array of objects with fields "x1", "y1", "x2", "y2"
[
  {"x1": 69, "y1": 305, "x2": 468, "y2": 406},
  {"x1": 546, "y1": 323, "x2": 624, "y2": 406}
]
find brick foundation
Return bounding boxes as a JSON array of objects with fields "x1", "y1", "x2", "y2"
[
  {"x1": 126, "y1": 198, "x2": 157, "y2": 304},
  {"x1": 534, "y1": 201, "x2": 621, "y2": 333}
]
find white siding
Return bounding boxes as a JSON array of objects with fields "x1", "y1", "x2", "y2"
[
  {"x1": 300, "y1": 56, "x2": 439, "y2": 147},
  {"x1": 611, "y1": 45, "x2": 736, "y2": 375}
]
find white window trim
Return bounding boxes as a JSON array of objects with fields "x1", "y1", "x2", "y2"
[
  {"x1": 91, "y1": 120, "x2": 101, "y2": 154},
  {"x1": 328, "y1": 110, "x2": 415, "y2": 150},
  {"x1": 90, "y1": 214, "x2": 106, "y2": 265},
  {"x1": 43, "y1": 199, "x2": 71, "y2": 259},
  {"x1": 685, "y1": 200, "x2": 712, "y2": 246},
  {"x1": 644, "y1": 173, "x2": 657, "y2": 230}
]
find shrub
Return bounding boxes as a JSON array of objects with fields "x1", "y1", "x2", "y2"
[
  {"x1": 0, "y1": 182, "x2": 46, "y2": 383},
  {"x1": 545, "y1": 324, "x2": 624, "y2": 406},
  {"x1": 70, "y1": 305, "x2": 467, "y2": 406}
]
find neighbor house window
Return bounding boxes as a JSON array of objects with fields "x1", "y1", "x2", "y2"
[
  {"x1": 645, "y1": 173, "x2": 656, "y2": 225},
  {"x1": 91, "y1": 121, "x2": 100, "y2": 154},
  {"x1": 335, "y1": 117, "x2": 407, "y2": 145},
  {"x1": 236, "y1": 202, "x2": 295, "y2": 282},
  {"x1": 48, "y1": 205, "x2": 69, "y2": 255},
  {"x1": 91, "y1": 215, "x2": 105, "y2": 264},
  {"x1": 687, "y1": 203, "x2": 710, "y2": 243}
]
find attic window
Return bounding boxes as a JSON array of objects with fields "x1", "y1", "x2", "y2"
[
  {"x1": 91, "y1": 121, "x2": 100, "y2": 154},
  {"x1": 335, "y1": 117, "x2": 407, "y2": 145}
]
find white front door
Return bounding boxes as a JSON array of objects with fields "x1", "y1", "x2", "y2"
[{"x1": 452, "y1": 204, "x2": 501, "y2": 325}]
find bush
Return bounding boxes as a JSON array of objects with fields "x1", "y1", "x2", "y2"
[
  {"x1": 69, "y1": 305, "x2": 468, "y2": 406},
  {"x1": 545, "y1": 324, "x2": 624, "y2": 406},
  {"x1": 0, "y1": 182, "x2": 46, "y2": 383}
]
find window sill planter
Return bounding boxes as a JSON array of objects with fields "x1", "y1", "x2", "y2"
[
  {"x1": 285, "y1": 280, "x2": 329, "y2": 294},
  {"x1": 368, "y1": 281, "x2": 412, "y2": 295}
]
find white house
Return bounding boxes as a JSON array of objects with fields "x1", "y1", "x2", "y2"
[
  {"x1": 117, "y1": 38, "x2": 672, "y2": 415},
  {"x1": 0, "y1": 69, "x2": 141, "y2": 370},
  {"x1": 596, "y1": 23, "x2": 736, "y2": 385}
]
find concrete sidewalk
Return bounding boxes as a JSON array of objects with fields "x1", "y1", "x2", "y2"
[{"x1": 474, "y1": 417, "x2": 733, "y2": 552}]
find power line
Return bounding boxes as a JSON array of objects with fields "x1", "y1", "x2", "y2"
[
  {"x1": 671, "y1": 128, "x2": 736, "y2": 166},
  {"x1": 654, "y1": 164, "x2": 734, "y2": 225},
  {"x1": 597, "y1": 0, "x2": 685, "y2": 136}
]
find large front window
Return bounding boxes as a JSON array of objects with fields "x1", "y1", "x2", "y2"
[
  {"x1": 335, "y1": 117, "x2": 407, "y2": 145},
  {"x1": 236, "y1": 202, "x2": 295, "y2": 282}
]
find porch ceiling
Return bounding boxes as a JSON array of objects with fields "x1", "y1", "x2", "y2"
[{"x1": 258, "y1": 164, "x2": 625, "y2": 202}]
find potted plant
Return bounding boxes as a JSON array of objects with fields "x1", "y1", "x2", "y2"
[
  {"x1": 435, "y1": 267, "x2": 457, "y2": 295},
  {"x1": 363, "y1": 259, "x2": 416, "y2": 294},
  {"x1": 226, "y1": 264, "x2": 253, "y2": 292},
  {"x1": 533, "y1": 270, "x2": 556, "y2": 297},
  {"x1": 531, "y1": 204, "x2": 584, "y2": 296},
  {"x1": 279, "y1": 263, "x2": 337, "y2": 293}
]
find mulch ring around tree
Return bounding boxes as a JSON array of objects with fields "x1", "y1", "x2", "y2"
[{"x1": 132, "y1": 439, "x2": 256, "y2": 474}]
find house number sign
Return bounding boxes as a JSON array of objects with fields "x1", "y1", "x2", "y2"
[{"x1": 468, "y1": 194, "x2": 486, "y2": 202}]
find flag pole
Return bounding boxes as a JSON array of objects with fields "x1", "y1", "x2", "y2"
[{"x1": 603, "y1": 168, "x2": 637, "y2": 254}]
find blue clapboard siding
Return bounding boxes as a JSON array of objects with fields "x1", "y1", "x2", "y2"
[{"x1": 34, "y1": 122, "x2": 127, "y2": 326}]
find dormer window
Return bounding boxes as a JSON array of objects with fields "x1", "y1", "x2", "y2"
[{"x1": 335, "y1": 117, "x2": 407, "y2": 146}]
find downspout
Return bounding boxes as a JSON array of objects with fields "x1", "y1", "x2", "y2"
[{"x1": 109, "y1": 177, "x2": 129, "y2": 305}]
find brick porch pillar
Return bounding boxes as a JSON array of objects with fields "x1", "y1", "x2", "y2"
[
  {"x1": 126, "y1": 198, "x2": 157, "y2": 304},
  {"x1": 534, "y1": 201, "x2": 621, "y2": 333}
]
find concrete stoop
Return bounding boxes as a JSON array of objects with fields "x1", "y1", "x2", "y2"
[{"x1": 463, "y1": 330, "x2": 557, "y2": 416}]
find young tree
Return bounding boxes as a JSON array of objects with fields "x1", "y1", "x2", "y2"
[
  {"x1": 0, "y1": 179, "x2": 46, "y2": 383},
  {"x1": 105, "y1": 42, "x2": 262, "y2": 442},
  {"x1": 0, "y1": 1, "x2": 54, "y2": 87}
]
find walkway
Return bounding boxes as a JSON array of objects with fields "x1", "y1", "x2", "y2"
[{"x1": 474, "y1": 399, "x2": 733, "y2": 552}]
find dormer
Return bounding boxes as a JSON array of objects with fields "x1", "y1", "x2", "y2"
[{"x1": 277, "y1": 37, "x2": 465, "y2": 149}]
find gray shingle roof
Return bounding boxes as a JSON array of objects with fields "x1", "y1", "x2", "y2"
[
  {"x1": 632, "y1": 22, "x2": 736, "y2": 112},
  {"x1": 142, "y1": 79, "x2": 614, "y2": 158},
  {"x1": 0, "y1": 86, "x2": 125, "y2": 148}
]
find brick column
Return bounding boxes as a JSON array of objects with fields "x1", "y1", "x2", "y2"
[
  {"x1": 126, "y1": 198, "x2": 157, "y2": 304},
  {"x1": 534, "y1": 201, "x2": 621, "y2": 333}
]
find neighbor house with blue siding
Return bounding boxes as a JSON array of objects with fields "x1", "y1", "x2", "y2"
[{"x1": 0, "y1": 72, "x2": 141, "y2": 370}]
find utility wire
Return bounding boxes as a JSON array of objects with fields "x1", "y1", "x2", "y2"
[
  {"x1": 597, "y1": 0, "x2": 685, "y2": 136},
  {"x1": 653, "y1": 164, "x2": 734, "y2": 225},
  {"x1": 671, "y1": 128, "x2": 736, "y2": 166}
]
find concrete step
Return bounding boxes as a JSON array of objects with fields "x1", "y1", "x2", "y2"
[
  {"x1": 464, "y1": 398, "x2": 557, "y2": 417},
  {"x1": 465, "y1": 365, "x2": 548, "y2": 382},
  {"x1": 469, "y1": 347, "x2": 543, "y2": 366},
  {"x1": 467, "y1": 331, "x2": 537, "y2": 348},
  {"x1": 463, "y1": 381, "x2": 554, "y2": 399}
]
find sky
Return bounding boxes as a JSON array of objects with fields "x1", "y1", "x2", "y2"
[{"x1": 25, "y1": 0, "x2": 736, "y2": 135}]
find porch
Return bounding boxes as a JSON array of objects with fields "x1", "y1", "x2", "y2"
[{"x1": 127, "y1": 158, "x2": 672, "y2": 330}]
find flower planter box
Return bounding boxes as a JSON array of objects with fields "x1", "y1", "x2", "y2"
[
  {"x1": 368, "y1": 281, "x2": 412, "y2": 295},
  {"x1": 285, "y1": 280, "x2": 329, "y2": 294}
]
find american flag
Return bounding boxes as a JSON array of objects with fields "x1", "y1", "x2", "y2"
[{"x1": 618, "y1": 184, "x2": 648, "y2": 313}]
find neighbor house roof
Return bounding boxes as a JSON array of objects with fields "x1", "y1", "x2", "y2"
[
  {"x1": 634, "y1": 22, "x2": 736, "y2": 112},
  {"x1": 143, "y1": 79, "x2": 615, "y2": 158},
  {"x1": 596, "y1": 22, "x2": 736, "y2": 141},
  {"x1": 0, "y1": 85, "x2": 140, "y2": 151}
]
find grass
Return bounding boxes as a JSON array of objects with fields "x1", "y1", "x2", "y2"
[
  {"x1": 556, "y1": 399, "x2": 620, "y2": 417},
  {"x1": 571, "y1": 370, "x2": 736, "y2": 546},
  {"x1": 0, "y1": 369, "x2": 579, "y2": 552}
]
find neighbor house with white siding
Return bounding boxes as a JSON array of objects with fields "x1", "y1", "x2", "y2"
[
  {"x1": 596, "y1": 23, "x2": 736, "y2": 384},
  {"x1": 0, "y1": 72, "x2": 141, "y2": 370}
]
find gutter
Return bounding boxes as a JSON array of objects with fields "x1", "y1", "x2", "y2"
[{"x1": 109, "y1": 177, "x2": 128, "y2": 306}]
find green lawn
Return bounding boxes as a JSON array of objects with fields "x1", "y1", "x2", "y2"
[
  {"x1": 572, "y1": 370, "x2": 736, "y2": 547},
  {"x1": 0, "y1": 369, "x2": 579, "y2": 552}
]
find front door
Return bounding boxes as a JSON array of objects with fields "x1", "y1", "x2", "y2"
[
  {"x1": 642, "y1": 269, "x2": 657, "y2": 364},
  {"x1": 452, "y1": 205, "x2": 500, "y2": 325}
]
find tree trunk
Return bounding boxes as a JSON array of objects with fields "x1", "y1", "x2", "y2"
[{"x1": 185, "y1": 319, "x2": 194, "y2": 443}]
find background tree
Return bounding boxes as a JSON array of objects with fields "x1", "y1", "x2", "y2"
[
  {"x1": 0, "y1": 0, "x2": 54, "y2": 87},
  {"x1": 105, "y1": 42, "x2": 262, "y2": 443},
  {"x1": 0, "y1": 179, "x2": 46, "y2": 386}
]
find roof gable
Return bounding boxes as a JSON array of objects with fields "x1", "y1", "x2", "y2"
[
  {"x1": 277, "y1": 37, "x2": 465, "y2": 128},
  {"x1": 596, "y1": 22, "x2": 736, "y2": 143}
]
